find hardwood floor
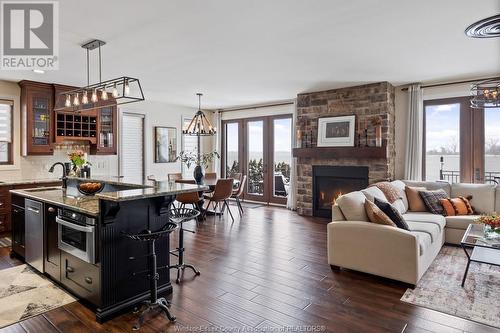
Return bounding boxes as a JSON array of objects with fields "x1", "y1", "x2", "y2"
[{"x1": 0, "y1": 206, "x2": 499, "y2": 333}]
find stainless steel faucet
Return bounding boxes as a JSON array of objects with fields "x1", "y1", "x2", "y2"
[{"x1": 49, "y1": 162, "x2": 68, "y2": 189}]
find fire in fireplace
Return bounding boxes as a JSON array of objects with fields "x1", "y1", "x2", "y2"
[{"x1": 313, "y1": 166, "x2": 369, "y2": 218}]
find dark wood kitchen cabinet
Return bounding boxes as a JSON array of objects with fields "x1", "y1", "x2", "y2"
[
  {"x1": 44, "y1": 204, "x2": 61, "y2": 281},
  {"x1": 19, "y1": 81, "x2": 54, "y2": 155},
  {"x1": 91, "y1": 106, "x2": 117, "y2": 155},
  {"x1": 11, "y1": 194, "x2": 25, "y2": 258}
]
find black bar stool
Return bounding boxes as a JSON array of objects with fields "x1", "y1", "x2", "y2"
[
  {"x1": 169, "y1": 207, "x2": 201, "y2": 283},
  {"x1": 123, "y1": 222, "x2": 178, "y2": 330}
]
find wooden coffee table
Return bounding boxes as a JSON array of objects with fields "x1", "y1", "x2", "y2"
[{"x1": 460, "y1": 223, "x2": 500, "y2": 287}]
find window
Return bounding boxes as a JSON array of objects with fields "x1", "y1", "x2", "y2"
[
  {"x1": 0, "y1": 101, "x2": 13, "y2": 165},
  {"x1": 424, "y1": 96, "x2": 498, "y2": 184},
  {"x1": 424, "y1": 101, "x2": 461, "y2": 182},
  {"x1": 181, "y1": 117, "x2": 199, "y2": 178}
]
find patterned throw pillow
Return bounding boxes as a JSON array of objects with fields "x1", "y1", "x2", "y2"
[
  {"x1": 439, "y1": 197, "x2": 474, "y2": 216},
  {"x1": 374, "y1": 198, "x2": 409, "y2": 230},
  {"x1": 364, "y1": 199, "x2": 397, "y2": 227},
  {"x1": 418, "y1": 189, "x2": 448, "y2": 215}
]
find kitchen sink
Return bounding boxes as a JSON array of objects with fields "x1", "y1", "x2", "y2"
[{"x1": 24, "y1": 187, "x2": 62, "y2": 192}]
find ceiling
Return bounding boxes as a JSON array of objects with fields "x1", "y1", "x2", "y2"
[{"x1": 0, "y1": 0, "x2": 499, "y2": 108}]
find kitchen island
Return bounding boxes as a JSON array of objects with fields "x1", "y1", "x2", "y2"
[{"x1": 10, "y1": 177, "x2": 208, "y2": 323}]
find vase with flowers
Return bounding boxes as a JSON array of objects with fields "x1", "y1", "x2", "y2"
[
  {"x1": 67, "y1": 150, "x2": 88, "y2": 177},
  {"x1": 476, "y1": 215, "x2": 500, "y2": 240},
  {"x1": 175, "y1": 151, "x2": 220, "y2": 184}
]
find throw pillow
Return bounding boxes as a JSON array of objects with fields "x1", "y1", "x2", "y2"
[
  {"x1": 371, "y1": 182, "x2": 403, "y2": 203},
  {"x1": 405, "y1": 186, "x2": 427, "y2": 212},
  {"x1": 364, "y1": 199, "x2": 397, "y2": 227},
  {"x1": 374, "y1": 197, "x2": 409, "y2": 230},
  {"x1": 419, "y1": 189, "x2": 448, "y2": 215},
  {"x1": 439, "y1": 196, "x2": 474, "y2": 216}
]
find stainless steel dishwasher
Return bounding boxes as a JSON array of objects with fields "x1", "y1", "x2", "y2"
[{"x1": 25, "y1": 199, "x2": 44, "y2": 272}]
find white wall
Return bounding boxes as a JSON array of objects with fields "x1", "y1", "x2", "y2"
[
  {"x1": 394, "y1": 82, "x2": 477, "y2": 179},
  {"x1": 118, "y1": 100, "x2": 215, "y2": 181}
]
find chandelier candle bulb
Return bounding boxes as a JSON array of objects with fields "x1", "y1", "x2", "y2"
[
  {"x1": 65, "y1": 94, "x2": 71, "y2": 107},
  {"x1": 82, "y1": 91, "x2": 89, "y2": 104},
  {"x1": 91, "y1": 89, "x2": 98, "y2": 103},
  {"x1": 101, "y1": 87, "x2": 108, "y2": 100},
  {"x1": 112, "y1": 83, "x2": 119, "y2": 98},
  {"x1": 73, "y1": 93, "x2": 80, "y2": 106}
]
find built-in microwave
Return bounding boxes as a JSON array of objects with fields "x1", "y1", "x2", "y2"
[{"x1": 56, "y1": 208, "x2": 96, "y2": 264}]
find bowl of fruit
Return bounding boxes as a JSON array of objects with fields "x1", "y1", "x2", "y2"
[{"x1": 77, "y1": 181, "x2": 104, "y2": 196}]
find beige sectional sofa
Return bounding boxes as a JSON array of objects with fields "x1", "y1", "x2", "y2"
[{"x1": 327, "y1": 180, "x2": 497, "y2": 286}]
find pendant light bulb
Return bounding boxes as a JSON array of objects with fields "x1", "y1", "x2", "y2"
[
  {"x1": 73, "y1": 93, "x2": 80, "y2": 106},
  {"x1": 91, "y1": 89, "x2": 98, "y2": 103},
  {"x1": 82, "y1": 91, "x2": 89, "y2": 104},
  {"x1": 101, "y1": 86, "x2": 108, "y2": 100},
  {"x1": 124, "y1": 79, "x2": 130, "y2": 96},
  {"x1": 64, "y1": 94, "x2": 71, "y2": 107},
  {"x1": 112, "y1": 83, "x2": 118, "y2": 98}
]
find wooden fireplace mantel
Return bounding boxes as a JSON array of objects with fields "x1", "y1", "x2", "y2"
[{"x1": 292, "y1": 143, "x2": 387, "y2": 159}]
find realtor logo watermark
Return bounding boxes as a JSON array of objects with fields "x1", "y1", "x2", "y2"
[{"x1": 1, "y1": 1, "x2": 59, "y2": 70}]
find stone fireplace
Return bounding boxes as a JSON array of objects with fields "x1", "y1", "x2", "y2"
[{"x1": 295, "y1": 82, "x2": 396, "y2": 217}]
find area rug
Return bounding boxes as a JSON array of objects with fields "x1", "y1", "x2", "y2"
[
  {"x1": 0, "y1": 264, "x2": 76, "y2": 328},
  {"x1": 0, "y1": 236, "x2": 11, "y2": 247},
  {"x1": 401, "y1": 246, "x2": 500, "y2": 328}
]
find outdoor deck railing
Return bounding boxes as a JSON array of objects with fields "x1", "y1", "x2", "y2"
[{"x1": 440, "y1": 170, "x2": 500, "y2": 184}]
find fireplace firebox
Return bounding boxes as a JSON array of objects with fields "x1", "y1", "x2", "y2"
[{"x1": 312, "y1": 166, "x2": 369, "y2": 218}]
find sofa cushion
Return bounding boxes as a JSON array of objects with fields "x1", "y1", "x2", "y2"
[
  {"x1": 406, "y1": 221, "x2": 441, "y2": 244},
  {"x1": 362, "y1": 187, "x2": 387, "y2": 203},
  {"x1": 364, "y1": 200, "x2": 396, "y2": 227},
  {"x1": 419, "y1": 189, "x2": 448, "y2": 215},
  {"x1": 374, "y1": 198, "x2": 409, "y2": 230},
  {"x1": 440, "y1": 197, "x2": 474, "y2": 216},
  {"x1": 403, "y1": 180, "x2": 451, "y2": 196},
  {"x1": 405, "y1": 186, "x2": 427, "y2": 212},
  {"x1": 402, "y1": 212, "x2": 446, "y2": 231},
  {"x1": 391, "y1": 180, "x2": 409, "y2": 212},
  {"x1": 411, "y1": 231, "x2": 432, "y2": 255},
  {"x1": 445, "y1": 215, "x2": 481, "y2": 230},
  {"x1": 336, "y1": 191, "x2": 368, "y2": 221},
  {"x1": 451, "y1": 183, "x2": 496, "y2": 214}
]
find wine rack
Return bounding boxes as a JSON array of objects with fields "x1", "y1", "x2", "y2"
[{"x1": 56, "y1": 112, "x2": 97, "y2": 144}]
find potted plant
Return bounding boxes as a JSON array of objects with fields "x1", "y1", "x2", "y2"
[
  {"x1": 176, "y1": 151, "x2": 220, "y2": 184},
  {"x1": 476, "y1": 214, "x2": 500, "y2": 239}
]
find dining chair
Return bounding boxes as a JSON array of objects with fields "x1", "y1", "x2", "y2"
[
  {"x1": 168, "y1": 173, "x2": 183, "y2": 182},
  {"x1": 204, "y1": 172, "x2": 217, "y2": 180},
  {"x1": 231, "y1": 175, "x2": 247, "y2": 216},
  {"x1": 229, "y1": 172, "x2": 242, "y2": 189},
  {"x1": 203, "y1": 178, "x2": 235, "y2": 221},
  {"x1": 174, "y1": 179, "x2": 203, "y2": 212}
]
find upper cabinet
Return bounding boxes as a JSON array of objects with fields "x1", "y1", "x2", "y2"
[
  {"x1": 92, "y1": 105, "x2": 117, "y2": 155},
  {"x1": 19, "y1": 81, "x2": 54, "y2": 155},
  {"x1": 19, "y1": 81, "x2": 118, "y2": 155}
]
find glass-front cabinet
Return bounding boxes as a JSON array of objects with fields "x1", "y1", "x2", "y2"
[
  {"x1": 93, "y1": 106, "x2": 117, "y2": 154},
  {"x1": 19, "y1": 81, "x2": 54, "y2": 155}
]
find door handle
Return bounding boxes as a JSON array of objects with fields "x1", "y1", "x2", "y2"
[
  {"x1": 48, "y1": 207, "x2": 55, "y2": 213},
  {"x1": 27, "y1": 207, "x2": 40, "y2": 214}
]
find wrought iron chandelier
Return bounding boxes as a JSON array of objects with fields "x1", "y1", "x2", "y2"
[
  {"x1": 471, "y1": 77, "x2": 500, "y2": 109},
  {"x1": 183, "y1": 93, "x2": 216, "y2": 136},
  {"x1": 54, "y1": 39, "x2": 144, "y2": 112}
]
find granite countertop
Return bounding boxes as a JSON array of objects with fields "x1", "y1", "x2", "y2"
[
  {"x1": 0, "y1": 178, "x2": 61, "y2": 186},
  {"x1": 95, "y1": 181, "x2": 209, "y2": 202},
  {"x1": 67, "y1": 176, "x2": 154, "y2": 189},
  {"x1": 10, "y1": 188, "x2": 99, "y2": 216}
]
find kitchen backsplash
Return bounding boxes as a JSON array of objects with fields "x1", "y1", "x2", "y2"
[{"x1": 0, "y1": 147, "x2": 118, "y2": 181}]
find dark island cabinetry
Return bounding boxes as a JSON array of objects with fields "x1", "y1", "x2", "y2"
[{"x1": 44, "y1": 204, "x2": 60, "y2": 281}]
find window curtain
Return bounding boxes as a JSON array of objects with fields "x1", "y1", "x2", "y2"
[
  {"x1": 214, "y1": 110, "x2": 222, "y2": 177},
  {"x1": 404, "y1": 84, "x2": 423, "y2": 180},
  {"x1": 287, "y1": 102, "x2": 298, "y2": 210}
]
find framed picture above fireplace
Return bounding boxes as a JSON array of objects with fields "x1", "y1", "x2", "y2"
[{"x1": 317, "y1": 115, "x2": 355, "y2": 147}]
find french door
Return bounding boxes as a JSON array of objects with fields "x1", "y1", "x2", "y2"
[
  {"x1": 423, "y1": 96, "x2": 499, "y2": 183},
  {"x1": 222, "y1": 114, "x2": 292, "y2": 205}
]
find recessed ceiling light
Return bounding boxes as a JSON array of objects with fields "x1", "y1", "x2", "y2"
[
  {"x1": 465, "y1": 14, "x2": 500, "y2": 38},
  {"x1": 33, "y1": 69, "x2": 45, "y2": 74}
]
